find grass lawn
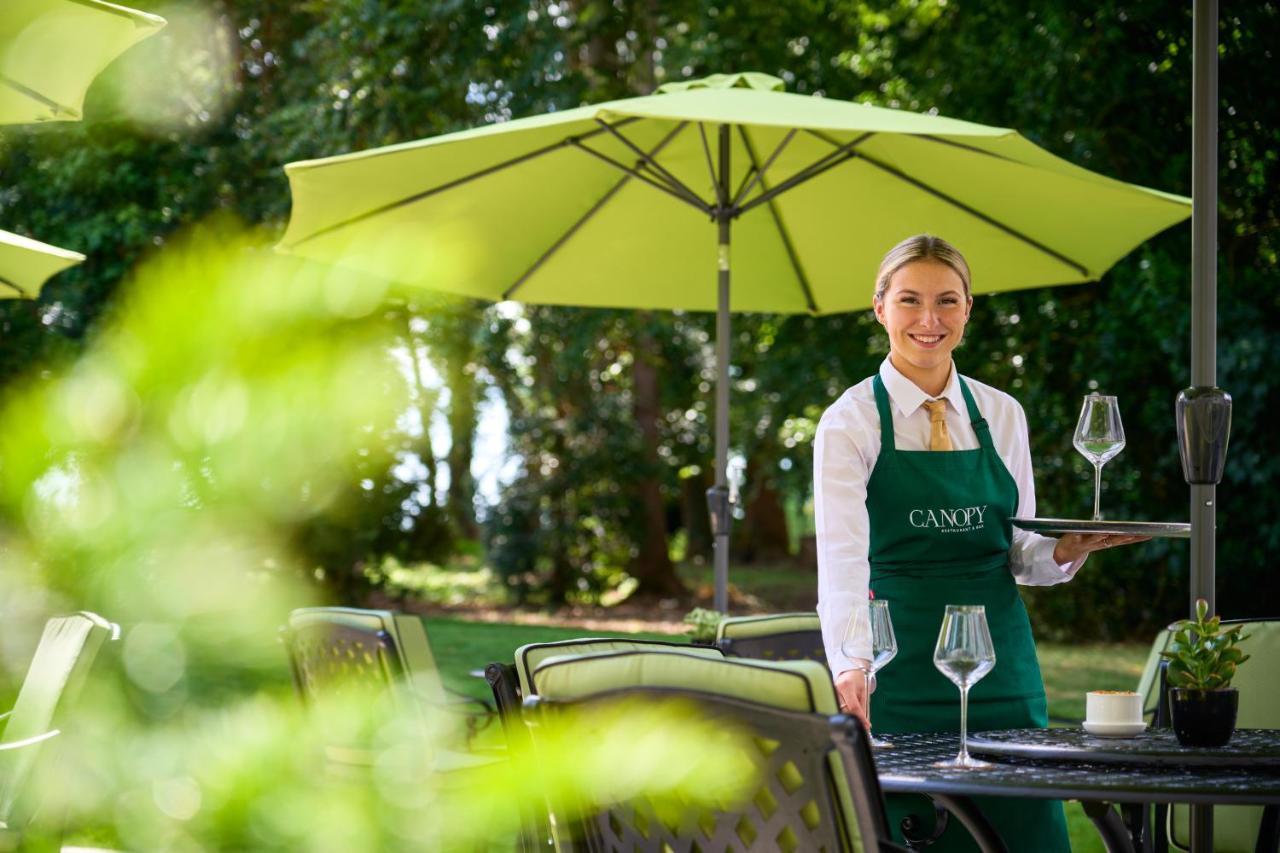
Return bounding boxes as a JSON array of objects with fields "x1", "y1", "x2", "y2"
[{"x1": 423, "y1": 615, "x2": 1147, "y2": 853}]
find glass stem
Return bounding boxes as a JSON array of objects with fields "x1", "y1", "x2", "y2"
[
  {"x1": 1092, "y1": 462, "x2": 1103, "y2": 521},
  {"x1": 958, "y1": 684, "x2": 970, "y2": 762},
  {"x1": 862, "y1": 668, "x2": 873, "y2": 732}
]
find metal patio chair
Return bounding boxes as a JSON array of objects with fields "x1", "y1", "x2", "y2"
[
  {"x1": 0, "y1": 611, "x2": 119, "y2": 852},
  {"x1": 282, "y1": 607, "x2": 496, "y2": 766},
  {"x1": 716, "y1": 611, "x2": 826, "y2": 664},
  {"x1": 485, "y1": 637, "x2": 726, "y2": 852},
  {"x1": 524, "y1": 649, "x2": 909, "y2": 852}
]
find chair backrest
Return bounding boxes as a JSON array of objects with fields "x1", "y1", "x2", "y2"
[
  {"x1": 0, "y1": 611, "x2": 118, "y2": 838},
  {"x1": 513, "y1": 637, "x2": 724, "y2": 700},
  {"x1": 1158, "y1": 618, "x2": 1280, "y2": 853},
  {"x1": 716, "y1": 612, "x2": 826, "y2": 664},
  {"x1": 528, "y1": 650, "x2": 891, "y2": 853},
  {"x1": 283, "y1": 607, "x2": 447, "y2": 715},
  {"x1": 486, "y1": 639, "x2": 725, "y2": 853}
]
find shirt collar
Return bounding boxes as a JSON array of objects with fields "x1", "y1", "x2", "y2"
[{"x1": 878, "y1": 357, "x2": 963, "y2": 418}]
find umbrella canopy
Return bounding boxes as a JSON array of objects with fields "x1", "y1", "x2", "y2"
[
  {"x1": 279, "y1": 72, "x2": 1192, "y2": 610},
  {"x1": 0, "y1": 229, "x2": 84, "y2": 299},
  {"x1": 281, "y1": 72, "x2": 1189, "y2": 312},
  {"x1": 0, "y1": 0, "x2": 165, "y2": 124}
]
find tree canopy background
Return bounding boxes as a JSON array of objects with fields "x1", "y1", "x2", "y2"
[{"x1": 1, "y1": 0, "x2": 1275, "y2": 639}]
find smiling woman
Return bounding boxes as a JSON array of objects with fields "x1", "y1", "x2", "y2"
[{"x1": 813, "y1": 234, "x2": 1147, "y2": 852}]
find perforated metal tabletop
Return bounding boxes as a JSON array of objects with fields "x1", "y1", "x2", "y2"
[{"x1": 875, "y1": 730, "x2": 1280, "y2": 806}]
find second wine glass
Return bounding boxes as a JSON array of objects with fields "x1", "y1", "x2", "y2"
[
  {"x1": 1073, "y1": 393, "x2": 1126, "y2": 521},
  {"x1": 840, "y1": 599, "x2": 898, "y2": 748},
  {"x1": 932, "y1": 604, "x2": 996, "y2": 769}
]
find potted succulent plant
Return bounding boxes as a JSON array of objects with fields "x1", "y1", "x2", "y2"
[
  {"x1": 683, "y1": 607, "x2": 726, "y2": 646},
  {"x1": 1161, "y1": 598, "x2": 1251, "y2": 747}
]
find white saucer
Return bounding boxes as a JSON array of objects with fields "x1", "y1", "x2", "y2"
[{"x1": 1083, "y1": 720, "x2": 1147, "y2": 738}]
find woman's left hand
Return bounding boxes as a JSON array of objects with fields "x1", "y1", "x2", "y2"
[{"x1": 1053, "y1": 532, "x2": 1151, "y2": 565}]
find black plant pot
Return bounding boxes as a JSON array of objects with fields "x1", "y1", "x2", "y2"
[{"x1": 1169, "y1": 688, "x2": 1239, "y2": 747}]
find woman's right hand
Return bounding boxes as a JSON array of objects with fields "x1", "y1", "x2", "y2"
[{"x1": 835, "y1": 663, "x2": 872, "y2": 728}]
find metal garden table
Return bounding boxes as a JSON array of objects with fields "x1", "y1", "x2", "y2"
[{"x1": 874, "y1": 729, "x2": 1280, "y2": 853}]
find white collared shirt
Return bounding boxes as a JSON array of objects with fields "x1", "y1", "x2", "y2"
[{"x1": 815, "y1": 358, "x2": 1084, "y2": 676}]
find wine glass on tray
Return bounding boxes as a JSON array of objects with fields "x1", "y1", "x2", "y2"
[{"x1": 1073, "y1": 393, "x2": 1126, "y2": 521}]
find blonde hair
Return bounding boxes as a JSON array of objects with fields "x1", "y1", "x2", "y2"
[{"x1": 873, "y1": 235, "x2": 972, "y2": 303}]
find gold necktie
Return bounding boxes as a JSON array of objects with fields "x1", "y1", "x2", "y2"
[{"x1": 923, "y1": 399, "x2": 953, "y2": 451}]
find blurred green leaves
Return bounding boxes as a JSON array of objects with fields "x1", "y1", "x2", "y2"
[
  {"x1": 0, "y1": 220, "x2": 760, "y2": 849},
  {"x1": 0, "y1": 219, "x2": 403, "y2": 626}
]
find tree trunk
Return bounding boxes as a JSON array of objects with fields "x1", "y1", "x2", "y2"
[
  {"x1": 445, "y1": 351, "x2": 479, "y2": 539},
  {"x1": 402, "y1": 310, "x2": 438, "y2": 508},
  {"x1": 736, "y1": 445, "x2": 791, "y2": 564},
  {"x1": 629, "y1": 321, "x2": 685, "y2": 598},
  {"x1": 680, "y1": 467, "x2": 713, "y2": 563}
]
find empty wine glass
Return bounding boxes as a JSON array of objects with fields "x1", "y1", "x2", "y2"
[
  {"x1": 932, "y1": 605, "x2": 996, "y2": 769},
  {"x1": 840, "y1": 599, "x2": 898, "y2": 747},
  {"x1": 1073, "y1": 394, "x2": 1126, "y2": 521}
]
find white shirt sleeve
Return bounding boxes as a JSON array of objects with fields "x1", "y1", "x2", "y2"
[
  {"x1": 815, "y1": 406, "x2": 873, "y2": 675},
  {"x1": 1005, "y1": 397, "x2": 1087, "y2": 585}
]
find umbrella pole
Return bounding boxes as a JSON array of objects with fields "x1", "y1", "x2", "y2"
[
  {"x1": 1185, "y1": 0, "x2": 1227, "y2": 850},
  {"x1": 708, "y1": 125, "x2": 733, "y2": 614}
]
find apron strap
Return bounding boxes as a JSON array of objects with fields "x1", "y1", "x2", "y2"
[
  {"x1": 957, "y1": 376, "x2": 996, "y2": 452},
  {"x1": 872, "y1": 374, "x2": 896, "y2": 452}
]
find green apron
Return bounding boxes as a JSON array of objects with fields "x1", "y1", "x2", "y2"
[{"x1": 865, "y1": 374, "x2": 1068, "y2": 853}]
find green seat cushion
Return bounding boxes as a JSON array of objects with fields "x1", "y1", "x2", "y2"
[
  {"x1": 515, "y1": 638, "x2": 723, "y2": 698},
  {"x1": 716, "y1": 612, "x2": 820, "y2": 642},
  {"x1": 532, "y1": 650, "x2": 839, "y2": 715}
]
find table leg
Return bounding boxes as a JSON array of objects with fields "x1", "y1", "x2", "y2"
[
  {"x1": 1082, "y1": 801, "x2": 1137, "y2": 853},
  {"x1": 930, "y1": 794, "x2": 1009, "y2": 853},
  {"x1": 1256, "y1": 804, "x2": 1279, "y2": 853},
  {"x1": 1190, "y1": 804, "x2": 1212, "y2": 853}
]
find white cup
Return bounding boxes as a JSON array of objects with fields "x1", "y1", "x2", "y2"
[{"x1": 1086, "y1": 690, "x2": 1143, "y2": 725}]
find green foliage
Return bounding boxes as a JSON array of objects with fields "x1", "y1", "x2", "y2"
[
  {"x1": 683, "y1": 607, "x2": 726, "y2": 643},
  {"x1": 1160, "y1": 598, "x2": 1251, "y2": 691},
  {"x1": 1, "y1": 0, "x2": 1277, "y2": 628},
  {"x1": 0, "y1": 225, "x2": 760, "y2": 848}
]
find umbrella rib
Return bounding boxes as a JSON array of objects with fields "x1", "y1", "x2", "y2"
[
  {"x1": 570, "y1": 139, "x2": 711, "y2": 213},
  {"x1": 504, "y1": 122, "x2": 691, "y2": 300},
  {"x1": 736, "y1": 126, "x2": 818, "y2": 314},
  {"x1": 731, "y1": 128, "x2": 797, "y2": 210},
  {"x1": 0, "y1": 276, "x2": 30, "y2": 298},
  {"x1": 737, "y1": 133, "x2": 874, "y2": 216},
  {"x1": 0, "y1": 76, "x2": 80, "y2": 120},
  {"x1": 66, "y1": 0, "x2": 159, "y2": 23},
  {"x1": 286, "y1": 117, "x2": 641, "y2": 249},
  {"x1": 593, "y1": 119, "x2": 707, "y2": 208},
  {"x1": 808, "y1": 128, "x2": 1022, "y2": 166},
  {"x1": 855, "y1": 152, "x2": 1091, "y2": 277},
  {"x1": 697, "y1": 123, "x2": 720, "y2": 202},
  {"x1": 802, "y1": 129, "x2": 1092, "y2": 277}
]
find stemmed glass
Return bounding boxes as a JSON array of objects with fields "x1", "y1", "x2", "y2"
[
  {"x1": 1073, "y1": 394, "x2": 1126, "y2": 521},
  {"x1": 932, "y1": 605, "x2": 996, "y2": 769},
  {"x1": 840, "y1": 599, "x2": 898, "y2": 748}
]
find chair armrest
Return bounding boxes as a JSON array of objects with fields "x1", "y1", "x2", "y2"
[
  {"x1": 441, "y1": 688, "x2": 494, "y2": 715},
  {"x1": 0, "y1": 728, "x2": 60, "y2": 751}
]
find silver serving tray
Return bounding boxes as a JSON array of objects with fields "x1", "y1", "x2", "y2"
[{"x1": 1011, "y1": 517, "x2": 1191, "y2": 539}]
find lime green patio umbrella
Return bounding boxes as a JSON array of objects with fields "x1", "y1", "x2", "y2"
[
  {"x1": 278, "y1": 71, "x2": 1191, "y2": 611},
  {"x1": 0, "y1": 229, "x2": 84, "y2": 299},
  {"x1": 0, "y1": 0, "x2": 165, "y2": 124}
]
